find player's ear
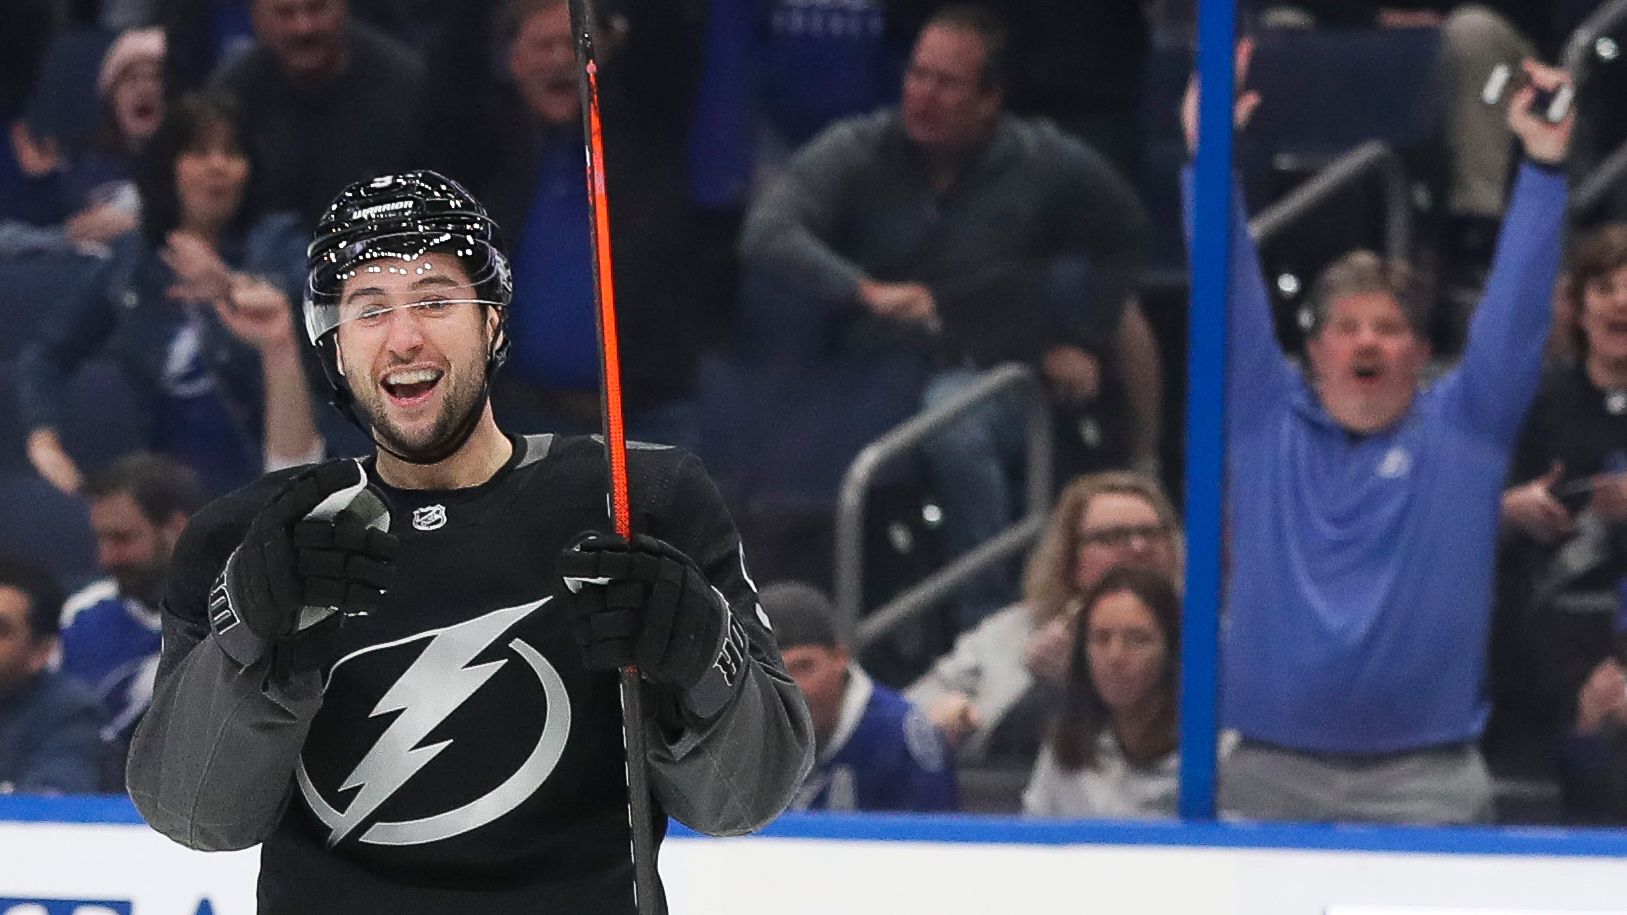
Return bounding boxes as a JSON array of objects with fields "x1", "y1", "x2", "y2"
[{"x1": 486, "y1": 307, "x2": 506, "y2": 356}]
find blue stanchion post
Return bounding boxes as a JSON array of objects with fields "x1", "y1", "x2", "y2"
[{"x1": 1178, "y1": 0, "x2": 1235, "y2": 821}]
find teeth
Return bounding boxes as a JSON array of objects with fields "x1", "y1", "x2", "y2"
[{"x1": 385, "y1": 368, "x2": 441, "y2": 385}]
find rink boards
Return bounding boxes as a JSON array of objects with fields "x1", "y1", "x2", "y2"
[{"x1": 2, "y1": 799, "x2": 1627, "y2": 914}]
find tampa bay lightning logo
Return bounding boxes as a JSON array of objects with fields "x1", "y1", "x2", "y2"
[
  {"x1": 295, "y1": 599, "x2": 571, "y2": 847},
  {"x1": 1377, "y1": 446, "x2": 1412, "y2": 479}
]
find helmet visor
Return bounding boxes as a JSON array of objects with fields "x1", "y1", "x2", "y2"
[{"x1": 304, "y1": 230, "x2": 506, "y2": 345}]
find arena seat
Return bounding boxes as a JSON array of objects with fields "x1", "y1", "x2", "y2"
[{"x1": 1246, "y1": 26, "x2": 1444, "y2": 172}]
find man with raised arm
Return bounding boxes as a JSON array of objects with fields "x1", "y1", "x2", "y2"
[{"x1": 1182, "y1": 52, "x2": 1573, "y2": 823}]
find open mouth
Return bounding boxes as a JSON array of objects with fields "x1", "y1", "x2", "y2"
[
  {"x1": 122, "y1": 98, "x2": 162, "y2": 137},
  {"x1": 1353, "y1": 365, "x2": 1382, "y2": 383},
  {"x1": 381, "y1": 367, "x2": 444, "y2": 407}
]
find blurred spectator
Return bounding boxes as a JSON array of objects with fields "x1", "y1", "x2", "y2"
[
  {"x1": 1493, "y1": 224, "x2": 1627, "y2": 817},
  {"x1": 419, "y1": 0, "x2": 706, "y2": 447},
  {"x1": 907, "y1": 472, "x2": 1181, "y2": 767},
  {"x1": 739, "y1": 4, "x2": 1158, "y2": 628},
  {"x1": 211, "y1": 0, "x2": 422, "y2": 220},
  {"x1": 0, "y1": 553, "x2": 109, "y2": 795},
  {"x1": 689, "y1": 0, "x2": 1152, "y2": 191},
  {"x1": 3, "y1": 28, "x2": 163, "y2": 256},
  {"x1": 1185, "y1": 53, "x2": 1572, "y2": 823},
  {"x1": 764, "y1": 580, "x2": 957, "y2": 813},
  {"x1": 161, "y1": 0, "x2": 426, "y2": 97},
  {"x1": 1023, "y1": 566, "x2": 1183, "y2": 819},
  {"x1": 15, "y1": 92, "x2": 324, "y2": 497},
  {"x1": 59, "y1": 454, "x2": 203, "y2": 780}
]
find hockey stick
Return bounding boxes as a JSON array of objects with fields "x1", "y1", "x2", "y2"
[{"x1": 567, "y1": 1, "x2": 658, "y2": 913}]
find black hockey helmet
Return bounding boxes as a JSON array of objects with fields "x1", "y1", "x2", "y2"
[{"x1": 304, "y1": 170, "x2": 513, "y2": 464}]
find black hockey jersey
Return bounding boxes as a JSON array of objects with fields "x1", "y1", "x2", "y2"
[{"x1": 128, "y1": 434, "x2": 814, "y2": 914}]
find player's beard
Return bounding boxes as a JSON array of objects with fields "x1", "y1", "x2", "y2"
[{"x1": 352, "y1": 361, "x2": 489, "y2": 463}]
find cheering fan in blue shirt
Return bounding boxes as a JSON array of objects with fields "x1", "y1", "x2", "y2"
[{"x1": 1182, "y1": 47, "x2": 1572, "y2": 823}]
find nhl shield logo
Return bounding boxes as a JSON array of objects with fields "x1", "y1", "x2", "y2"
[{"x1": 412, "y1": 504, "x2": 447, "y2": 531}]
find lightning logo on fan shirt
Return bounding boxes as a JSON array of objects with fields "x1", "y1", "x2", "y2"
[{"x1": 297, "y1": 599, "x2": 573, "y2": 848}]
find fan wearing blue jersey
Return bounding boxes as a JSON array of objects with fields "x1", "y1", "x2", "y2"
[
  {"x1": 764, "y1": 582, "x2": 957, "y2": 813},
  {"x1": 60, "y1": 454, "x2": 204, "y2": 773},
  {"x1": 1181, "y1": 49, "x2": 1573, "y2": 823}
]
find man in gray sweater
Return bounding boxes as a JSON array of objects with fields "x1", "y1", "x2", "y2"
[
  {"x1": 740, "y1": 3, "x2": 1156, "y2": 627},
  {"x1": 213, "y1": 0, "x2": 423, "y2": 220}
]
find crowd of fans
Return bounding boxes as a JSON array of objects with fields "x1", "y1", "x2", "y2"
[{"x1": 4, "y1": 0, "x2": 1627, "y2": 834}]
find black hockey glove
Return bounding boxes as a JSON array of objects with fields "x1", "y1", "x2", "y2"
[
  {"x1": 559, "y1": 532, "x2": 750, "y2": 720},
  {"x1": 209, "y1": 461, "x2": 397, "y2": 669}
]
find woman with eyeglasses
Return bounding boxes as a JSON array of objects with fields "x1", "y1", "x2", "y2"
[
  {"x1": 905, "y1": 471, "x2": 1182, "y2": 767},
  {"x1": 1023, "y1": 566, "x2": 1183, "y2": 818}
]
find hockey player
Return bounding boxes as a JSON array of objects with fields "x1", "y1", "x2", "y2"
[{"x1": 127, "y1": 170, "x2": 814, "y2": 914}]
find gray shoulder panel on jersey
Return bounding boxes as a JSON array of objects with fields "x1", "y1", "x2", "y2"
[
  {"x1": 587, "y1": 433, "x2": 674, "y2": 451},
  {"x1": 516, "y1": 434, "x2": 555, "y2": 468}
]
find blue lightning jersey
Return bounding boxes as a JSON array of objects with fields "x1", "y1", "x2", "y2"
[
  {"x1": 792, "y1": 667, "x2": 957, "y2": 813},
  {"x1": 59, "y1": 579, "x2": 162, "y2": 748}
]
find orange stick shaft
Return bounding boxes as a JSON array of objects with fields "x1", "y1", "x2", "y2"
[{"x1": 584, "y1": 60, "x2": 631, "y2": 539}]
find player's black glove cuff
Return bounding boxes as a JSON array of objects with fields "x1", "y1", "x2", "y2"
[
  {"x1": 209, "y1": 462, "x2": 397, "y2": 672},
  {"x1": 559, "y1": 532, "x2": 749, "y2": 720}
]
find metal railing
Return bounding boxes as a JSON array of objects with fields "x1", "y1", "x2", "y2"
[
  {"x1": 1248, "y1": 139, "x2": 1410, "y2": 260},
  {"x1": 832, "y1": 363, "x2": 1053, "y2": 651}
]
